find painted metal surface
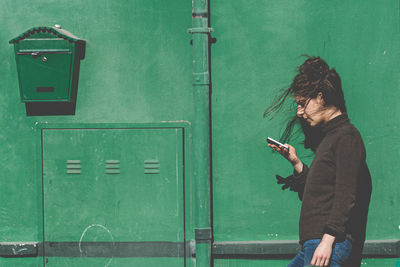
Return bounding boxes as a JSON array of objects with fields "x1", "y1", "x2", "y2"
[
  {"x1": 210, "y1": 0, "x2": 400, "y2": 265},
  {"x1": 42, "y1": 128, "x2": 184, "y2": 241},
  {"x1": 212, "y1": 239, "x2": 400, "y2": 257},
  {"x1": 17, "y1": 52, "x2": 72, "y2": 101},
  {"x1": 38, "y1": 123, "x2": 190, "y2": 266},
  {"x1": 2, "y1": 0, "x2": 192, "y2": 265},
  {"x1": 10, "y1": 26, "x2": 83, "y2": 43},
  {"x1": 190, "y1": 0, "x2": 213, "y2": 265},
  {"x1": 10, "y1": 27, "x2": 85, "y2": 103},
  {"x1": 1, "y1": 0, "x2": 192, "y2": 250},
  {"x1": 0, "y1": 0, "x2": 399, "y2": 266}
]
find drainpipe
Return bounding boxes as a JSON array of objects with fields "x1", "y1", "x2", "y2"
[{"x1": 188, "y1": 0, "x2": 213, "y2": 266}]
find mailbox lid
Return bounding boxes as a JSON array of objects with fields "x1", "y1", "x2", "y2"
[
  {"x1": 17, "y1": 51, "x2": 72, "y2": 102},
  {"x1": 18, "y1": 39, "x2": 71, "y2": 52},
  {"x1": 9, "y1": 26, "x2": 82, "y2": 44}
]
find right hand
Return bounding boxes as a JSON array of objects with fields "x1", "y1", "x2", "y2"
[{"x1": 267, "y1": 143, "x2": 303, "y2": 173}]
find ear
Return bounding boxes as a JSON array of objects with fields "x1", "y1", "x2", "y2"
[{"x1": 316, "y1": 92, "x2": 325, "y2": 105}]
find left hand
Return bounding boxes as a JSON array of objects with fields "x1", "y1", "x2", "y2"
[{"x1": 310, "y1": 234, "x2": 335, "y2": 266}]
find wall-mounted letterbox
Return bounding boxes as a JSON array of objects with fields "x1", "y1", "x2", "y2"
[{"x1": 9, "y1": 25, "x2": 86, "y2": 115}]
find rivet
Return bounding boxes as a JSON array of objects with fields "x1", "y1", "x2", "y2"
[{"x1": 42, "y1": 57, "x2": 47, "y2": 62}]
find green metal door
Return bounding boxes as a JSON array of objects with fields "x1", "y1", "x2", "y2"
[{"x1": 41, "y1": 125, "x2": 187, "y2": 266}]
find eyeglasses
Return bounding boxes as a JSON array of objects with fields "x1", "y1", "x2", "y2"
[{"x1": 296, "y1": 98, "x2": 310, "y2": 108}]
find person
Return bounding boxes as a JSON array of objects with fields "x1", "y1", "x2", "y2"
[{"x1": 264, "y1": 56, "x2": 372, "y2": 267}]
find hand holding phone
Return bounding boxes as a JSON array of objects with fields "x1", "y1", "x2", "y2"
[
  {"x1": 266, "y1": 137, "x2": 303, "y2": 173},
  {"x1": 267, "y1": 137, "x2": 289, "y2": 151}
]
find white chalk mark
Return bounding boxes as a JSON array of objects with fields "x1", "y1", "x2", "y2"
[
  {"x1": 79, "y1": 224, "x2": 115, "y2": 267},
  {"x1": 12, "y1": 247, "x2": 27, "y2": 255}
]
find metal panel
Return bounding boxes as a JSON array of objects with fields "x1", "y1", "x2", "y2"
[
  {"x1": 0, "y1": 0, "x2": 192, "y2": 266},
  {"x1": 44, "y1": 257, "x2": 185, "y2": 266},
  {"x1": 210, "y1": 0, "x2": 400, "y2": 266},
  {"x1": 211, "y1": 0, "x2": 400, "y2": 244},
  {"x1": 212, "y1": 240, "x2": 400, "y2": 258},
  {"x1": 42, "y1": 127, "x2": 186, "y2": 266}
]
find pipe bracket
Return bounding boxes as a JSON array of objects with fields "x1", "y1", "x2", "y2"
[
  {"x1": 195, "y1": 229, "x2": 212, "y2": 244},
  {"x1": 187, "y1": 28, "x2": 214, "y2": 34},
  {"x1": 192, "y1": 72, "x2": 210, "y2": 85},
  {"x1": 192, "y1": 12, "x2": 208, "y2": 18}
]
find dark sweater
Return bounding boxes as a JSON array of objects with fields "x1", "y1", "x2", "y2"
[{"x1": 293, "y1": 114, "x2": 372, "y2": 245}]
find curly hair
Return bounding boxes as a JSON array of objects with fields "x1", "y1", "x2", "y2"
[{"x1": 264, "y1": 56, "x2": 347, "y2": 150}]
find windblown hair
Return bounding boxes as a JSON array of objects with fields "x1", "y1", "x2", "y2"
[{"x1": 264, "y1": 56, "x2": 347, "y2": 150}]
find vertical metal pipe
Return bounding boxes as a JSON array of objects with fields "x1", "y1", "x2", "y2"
[{"x1": 189, "y1": 0, "x2": 213, "y2": 266}]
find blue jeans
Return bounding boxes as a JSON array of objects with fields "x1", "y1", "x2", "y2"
[{"x1": 287, "y1": 239, "x2": 352, "y2": 267}]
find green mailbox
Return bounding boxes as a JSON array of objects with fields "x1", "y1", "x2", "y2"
[{"x1": 9, "y1": 25, "x2": 86, "y2": 115}]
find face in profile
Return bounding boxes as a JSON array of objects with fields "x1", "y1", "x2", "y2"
[{"x1": 296, "y1": 94, "x2": 326, "y2": 127}]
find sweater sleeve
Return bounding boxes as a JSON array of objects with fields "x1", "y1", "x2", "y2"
[
  {"x1": 275, "y1": 164, "x2": 308, "y2": 200},
  {"x1": 293, "y1": 164, "x2": 309, "y2": 200},
  {"x1": 323, "y1": 133, "x2": 364, "y2": 241}
]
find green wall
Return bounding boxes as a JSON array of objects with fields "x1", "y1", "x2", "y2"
[
  {"x1": 0, "y1": 0, "x2": 192, "y2": 266},
  {"x1": 212, "y1": 0, "x2": 400, "y2": 240},
  {"x1": 211, "y1": 0, "x2": 400, "y2": 265},
  {"x1": 0, "y1": 0, "x2": 192, "y2": 238},
  {"x1": 0, "y1": 0, "x2": 399, "y2": 266}
]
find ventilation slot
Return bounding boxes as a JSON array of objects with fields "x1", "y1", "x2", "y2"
[
  {"x1": 105, "y1": 160, "x2": 120, "y2": 174},
  {"x1": 66, "y1": 160, "x2": 81, "y2": 174},
  {"x1": 144, "y1": 160, "x2": 160, "y2": 174}
]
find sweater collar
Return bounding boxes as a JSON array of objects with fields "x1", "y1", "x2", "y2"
[{"x1": 321, "y1": 113, "x2": 350, "y2": 133}]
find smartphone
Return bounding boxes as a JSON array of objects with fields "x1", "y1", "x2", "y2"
[{"x1": 266, "y1": 137, "x2": 289, "y2": 151}]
